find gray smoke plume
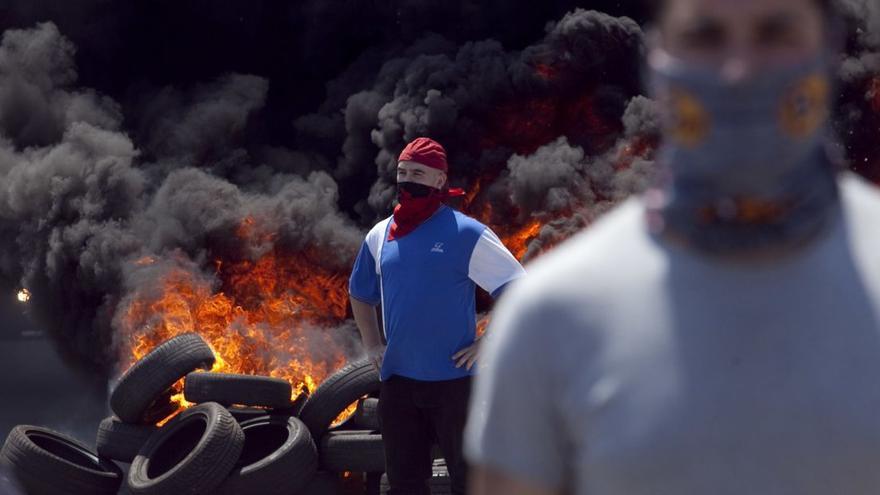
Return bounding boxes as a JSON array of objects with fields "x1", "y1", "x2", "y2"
[
  {"x1": 506, "y1": 95, "x2": 659, "y2": 260},
  {"x1": 838, "y1": 0, "x2": 880, "y2": 82},
  {"x1": 507, "y1": 137, "x2": 589, "y2": 215},
  {"x1": 0, "y1": 22, "x2": 122, "y2": 147},
  {"x1": 8, "y1": 2, "x2": 873, "y2": 378},
  {"x1": 0, "y1": 10, "x2": 654, "y2": 376},
  {"x1": 295, "y1": 9, "x2": 645, "y2": 223},
  {"x1": 136, "y1": 74, "x2": 269, "y2": 166},
  {"x1": 0, "y1": 22, "x2": 364, "y2": 376}
]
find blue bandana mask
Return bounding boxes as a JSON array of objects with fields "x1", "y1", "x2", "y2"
[{"x1": 646, "y1": 50, "x2": 840, "y2": 255}]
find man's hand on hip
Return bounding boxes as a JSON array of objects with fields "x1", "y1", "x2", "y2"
[
  {"x1": 453, "y1": 337, "x2": 482, "y2": 371},
  {"x1": 367, "y1": 343, "x2": 386, "y2": 372}
]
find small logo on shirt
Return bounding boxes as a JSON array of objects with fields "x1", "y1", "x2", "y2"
[{"x1": 431, "y1": 242, "x2": 445, "y2": 253}]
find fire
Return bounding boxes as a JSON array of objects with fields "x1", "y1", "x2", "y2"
[
  {"x1": 120, "y1": 212, "x2": 535, "y2": 425},
  {"x1": 120, "y1": 154, "x2": 572, "y2": 426},
  {"x1": 503, "y1": 220, "x2": 542, "y2": 261},
  {"x1": 476, "y1": 316, "x2": 491, "y2": 338},
  {"x1": 16, "y1": 288, "x2": 30, "y2": 303},
  {"x1": 120, "y1": 216, "x2": 355, "y2": 423}
]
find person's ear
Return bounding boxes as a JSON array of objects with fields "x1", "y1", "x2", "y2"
[{"x1": 436, "y1": 171, "x2": 447, "y2": 189}]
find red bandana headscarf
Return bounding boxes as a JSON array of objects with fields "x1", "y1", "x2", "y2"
[{"x1": 389, "y1": 138, "x2": 465, "y2": 241}]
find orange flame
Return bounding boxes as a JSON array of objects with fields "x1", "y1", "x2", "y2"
[
  {"x1": 121, "y1": 188, "x2": 553, "y2": 426},
  {"x1": 476, "y1": 316, "x2": 491, "y2": 338},
  {"x1": 504, "y1": 220, "x2": 543, "y2": 261},
  {"x1": 119, "y1": 217, "x2": 355, "y2": 423}
]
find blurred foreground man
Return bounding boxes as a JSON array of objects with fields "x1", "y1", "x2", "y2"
[
  {"x1": 349, "y1": 137, "x2": 525, "y2": 494},
  {"x1": 466, "y1": 0, "x2": 880, "y2": 494}
]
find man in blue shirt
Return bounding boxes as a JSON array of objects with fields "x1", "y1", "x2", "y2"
[{"x1": 349, "y1": 137, "x2": 525, "y2": 495}]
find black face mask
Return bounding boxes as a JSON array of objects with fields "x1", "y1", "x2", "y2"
[{"x1": 397, "y1": 181, "x2": 436, "y2": 199}]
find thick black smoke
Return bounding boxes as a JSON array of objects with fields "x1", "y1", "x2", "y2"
[
  {"x1": 0, "y1": 23, "x2": 365, "y2": 377},
  {"x1": 833, "y1": 0, "x2": 880, "y2": 181},
  {"x1": 0, "y1": 2, "x2": 877, "y2": 379},
  {"x1": 296, "y1": 9, "x2": 645, "y2": 223},
  {"x1": 838, "y1": 0, "x2": 880, "y2": 81}
]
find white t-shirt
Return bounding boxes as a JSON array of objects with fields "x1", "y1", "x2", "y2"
[{"x1": 466, "y1": 174, "x2": 880, "y2": 495}]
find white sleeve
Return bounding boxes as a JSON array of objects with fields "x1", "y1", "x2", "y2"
[
  {"x1": 365, "y1": 217, "x2": 392, "y2": 275},
  {"x1": 468, "y1": 228, "x2": 526, "y2": 297}
]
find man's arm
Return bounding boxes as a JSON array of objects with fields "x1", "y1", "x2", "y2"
[
  {"x1": 350, "y1": 296, "x2": 382, "y2": 349},
  {"x1": 454, "y1": 228, "x2": 526, "y2": 370},
  {"x1": 350, "y1": 296, "x2": 385, "y2": 370},
  {"x1": 471, "y1": 466, "x2": 561, "y2": 495},
  {"x1": 349, "y1": 230, "x2": 387, "y2": 370}
]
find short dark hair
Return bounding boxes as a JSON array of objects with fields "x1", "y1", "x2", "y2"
[{"x1": 645, "y1": 0, "x2": 836, "y2": 22}]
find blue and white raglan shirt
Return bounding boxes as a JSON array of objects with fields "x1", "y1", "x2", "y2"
[{"x1": 348, "y1": 205, "x2": 526, "y2": 382}]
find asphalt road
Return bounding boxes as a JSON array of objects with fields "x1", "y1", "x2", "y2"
[{"x1": 0, "y1": 292, "x2": 107, "y2": 449}]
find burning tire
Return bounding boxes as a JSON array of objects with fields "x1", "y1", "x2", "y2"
[
  {"x1": 215, "y1": 415, "x2": 317, "y2": 495},
  {"x1": 227, "y1": 406, "x2": 276, "y2": 424},
  {"x1": 95, "y1": 417, "x2": 157, "y2": 463},
  {"x1": 139, "y1": 388, "x2": 181, "y2": 426},
  {"x1": 110, "y1": 333, "x2": 216, "y2": 423},
  {"x1": 298, "y1": 358, "x2": 380, "y2": 441},
  {"x1": 127, "y1": 402, "x2": 244, "y2": 495},
  {"x1": 0, "y1": 425, "x2": 123, "y2": 495},
  {"x1": 184, "y1": 372, "x2": 293, "y2": 409},
  {"x1": 226, "y1": 394, "x2": 304, "y2": 423},
  {"x1": 319, "y1": 431, "x2": 385, "y2": 473},
  {"x1": 352, "y1": 397, "x2": 380, "y2": 431}
]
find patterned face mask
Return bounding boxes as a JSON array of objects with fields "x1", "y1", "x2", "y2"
[{"x1": 647, "y1": 50, "x2": 841, "y2": 254}]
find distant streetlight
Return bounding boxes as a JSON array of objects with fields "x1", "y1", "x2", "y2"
[{"x1": 17, "y1": 288, "x2": 30, "y2": 303}]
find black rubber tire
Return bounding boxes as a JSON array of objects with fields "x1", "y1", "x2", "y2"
[
  {"x1": 111, "y1": 333, "x2": 216, "y2": 423},
  {"x1": 215, "y1": 415, "x2": 317, "y2": 495},
  {"x1": 319, "y1": 431, "x2": 385, "y2": 473},
  {"x1": 0, "y1": 425, "x2": 123, "y2": 495},
  {"x1": 184, "y1": 372, "x2": 293, "y2": 409},
  {"x1": 226, "y1": 406, "x2": 274, "y2": 423},
  {"x1": 96, "y1": 417, "x2": 158, "y2": 463},
  {"x1": 352, "y1": 397, "x2": 380, "y2": 431},
  {"x1": 225, "y1": 401, "x2": 300, "y2": 424},
  {"x1": 298, "y1": 358, "x2": 380, "y2": 441},
  {"x1": 127, "y1": 402, "x2": 244, "y2": 495},
  {"x1": 139, "y1": 389, "x2": 180, "y2": 426}
]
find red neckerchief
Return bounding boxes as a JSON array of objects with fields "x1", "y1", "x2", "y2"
[{"x1": 388, "y1": 187, "x2": 465, "y2": 241}]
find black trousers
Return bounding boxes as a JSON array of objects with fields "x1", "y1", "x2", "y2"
[{"x1": 379, "y1": 375, "x2": 472, "y2": 495}]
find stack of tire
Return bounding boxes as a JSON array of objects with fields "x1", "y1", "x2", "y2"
[
  {"x1": 0, "y1": 332, "x2": 451, "y2": 494},
  {"x1": 0, "y1": 333, "x2": 317, "y2": 494},
  {"x1": 299, "y1": 359, "x2": 385, "y2": 492},
  {"x1": 300, "y1": 359, "x2": 451, "y2": 495}
]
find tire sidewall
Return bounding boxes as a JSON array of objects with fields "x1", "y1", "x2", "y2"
[{"x1": 128, "y1": 405, "x2": 221, "y2": 492}]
